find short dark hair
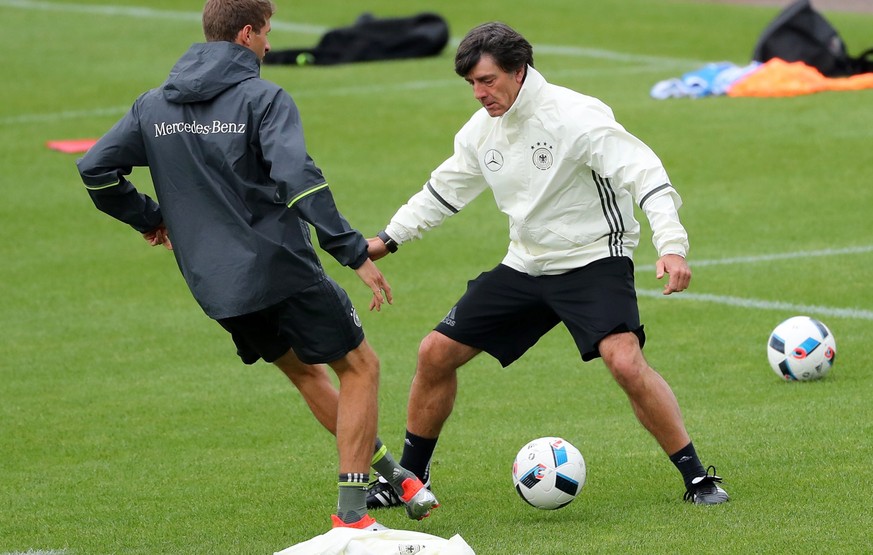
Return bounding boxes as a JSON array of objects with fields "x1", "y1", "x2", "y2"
[
  {"x1": 454, "y1": 22, "x2": 534, "y2": 77},
  {"x1": 202, "y1": 0, "x2": 275, "y2": 42}
]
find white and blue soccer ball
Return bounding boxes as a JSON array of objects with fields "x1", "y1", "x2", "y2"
[
  {"x1": 767, "y1": 316, "x2": 836, "y2": 381},
  {"x1": 512, "y1": 437, "x2": 586, "y2": 510}
]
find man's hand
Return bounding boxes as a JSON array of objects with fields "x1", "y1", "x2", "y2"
[
  {"x1": 354, "y1": 258, "x2": 393, "y2": 311},
  {"x1": 143, "y1": 223, "x2": 173, "y2": 251},
  {"x1": 656, "y1": 253, "x2": 690, "y2": 295}
]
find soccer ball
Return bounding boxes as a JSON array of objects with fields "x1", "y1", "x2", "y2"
[
  {"x1": 767, "y1": 316, "x2": 836, "y2": 381},
  {"x1": 511, "y1": 437, "x2": 586, "y2": 510}
]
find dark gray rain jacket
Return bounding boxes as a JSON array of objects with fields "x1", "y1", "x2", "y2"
[{"x1": 77, "y1": 42, "x2": 368, "y2": 319}]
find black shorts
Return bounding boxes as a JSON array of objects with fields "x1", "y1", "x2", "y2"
[
  {"x1": 216, "y1": 277, "x2": 365, "y2": 365},
  {"x1": 434, "y1": 257, "x2": 645, "y2": 367}
]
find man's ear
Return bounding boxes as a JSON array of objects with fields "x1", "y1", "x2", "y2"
[
  {"x1": 514, "y1": 66, "x2": 526, "y2": 84},
  {"x1": 234, "y1": 24, "x2": 254, "y2": 46}
]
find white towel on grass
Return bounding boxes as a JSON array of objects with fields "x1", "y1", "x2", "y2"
[{"x1": 274, "y1": 527, "x2": 475, "y2": 555}]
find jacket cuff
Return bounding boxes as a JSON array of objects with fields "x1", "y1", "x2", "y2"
[{"x1": 348, "y1": 246, "x2": 369, "y2": 269}]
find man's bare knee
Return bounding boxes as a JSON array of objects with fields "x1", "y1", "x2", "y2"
[
  {"x1": 417, "y1": 331, "x2": 479, "y2": 374},
  {"x1": 600, "y1": 333, "x2": 649, "y2": 386},
  {"x1": 331, "y1": 339, "x2": 380, "y2": 379},
  {"x1": 418, "y1": 332, "x2": 445, "y2": 362}
]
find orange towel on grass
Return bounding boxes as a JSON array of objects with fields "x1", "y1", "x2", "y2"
[{"x1": 728, "y1": 58, "x2": 873, "y2": 97}]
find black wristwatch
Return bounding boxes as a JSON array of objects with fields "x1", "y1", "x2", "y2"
[{"x1": 377, "y1": 230, "x2": 398, "y2": 253}]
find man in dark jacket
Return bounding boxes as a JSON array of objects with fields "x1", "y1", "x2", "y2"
[{"x1": 77, "y1": 0, "x2": 436, "y2": 531}]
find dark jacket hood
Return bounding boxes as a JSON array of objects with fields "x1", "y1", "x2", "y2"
[{"x1": 163, "y1": 42, "x2": 260, "y2": 104}]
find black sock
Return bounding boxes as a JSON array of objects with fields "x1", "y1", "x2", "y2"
[
  {"x1": 669, "y1": 442, "x2": 707, "y2": 488},
  {"x1": 399, "y1": 430, "x2": 438, "y2": 483}
]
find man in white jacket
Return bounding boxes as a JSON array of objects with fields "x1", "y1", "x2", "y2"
[{"x1": 367, "y1": 22, "x2": 728, "y2": 507}]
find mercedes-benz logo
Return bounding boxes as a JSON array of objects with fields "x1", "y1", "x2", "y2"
[{"x1": 484, "y1": 149, "x2": 504, "y2": 171}]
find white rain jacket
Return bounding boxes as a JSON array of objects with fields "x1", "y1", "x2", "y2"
[{"x1": 385, "y1": 66, "x2": 688, "y2": 276}]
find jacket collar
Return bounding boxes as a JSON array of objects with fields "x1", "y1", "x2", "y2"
[{"x1": 501, "y1": 65, "x2": 546, "y2": 123}]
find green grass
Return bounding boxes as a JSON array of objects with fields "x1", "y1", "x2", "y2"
[{"x1": 2, "y1": 0, "x2": 873, "y2": 553}]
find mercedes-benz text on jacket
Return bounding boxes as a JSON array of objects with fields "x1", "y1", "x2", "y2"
[{"x1": 78, "y1": 42, "x2": 367, "y2": 318}]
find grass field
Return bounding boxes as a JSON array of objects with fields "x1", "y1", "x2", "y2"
[{"x1": 2, "y1": 0, "x2": 873, "y2": 553}]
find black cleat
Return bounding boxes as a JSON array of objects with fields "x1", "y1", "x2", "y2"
[
  {"x1": 683, "y1": 465, "x2": 730, "y2": 505},
  {"x1": 366, "y1": 474, "x2": 403, "y2": 509}
]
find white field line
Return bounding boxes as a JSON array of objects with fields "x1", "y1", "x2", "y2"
[
  {"x1": 0, "y1": 106, "x2": 132, "y2": 126},
  {"x1": 638, "y1": 288, "x2": 873, "y2": 321},
  {"x1": 305, "y1": 64, "x2": 677, "y2": 99},
  {"x1": 636, "y1": 244, "x2": 873, "y2": 272},
  {"x1": 637, "y1": 245, "x2": 873, "y2": 321},
  {"x1": 0, "y1": 0, "x2": 326, "y2": 34},
  {"x1": 0, "y1": 550, "x2": 70, "y2": 555}
]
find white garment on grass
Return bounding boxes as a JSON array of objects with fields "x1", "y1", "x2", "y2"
[{"x1": 274, "y1": 527, "x2": 476, "y2": 555}]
